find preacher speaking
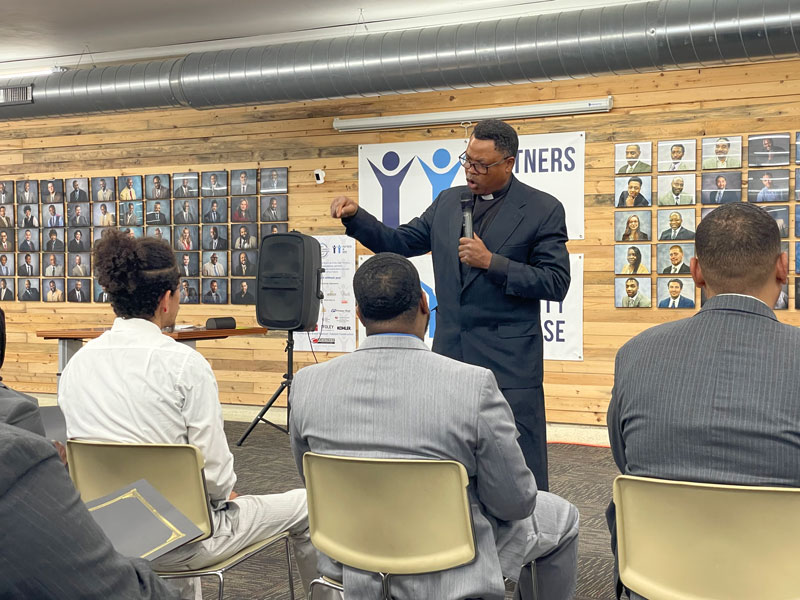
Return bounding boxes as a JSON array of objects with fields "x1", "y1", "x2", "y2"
[{"x1": 331, "y1": 119, "x2": 570, "y2": 490}]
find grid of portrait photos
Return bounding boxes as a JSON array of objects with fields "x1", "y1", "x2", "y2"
[
  {"x1": 0, "y1": 167, "x2": 290, "y2": 305},
  {"x1": 613, "y1": 133, "x2": 799, "y2": 310}
]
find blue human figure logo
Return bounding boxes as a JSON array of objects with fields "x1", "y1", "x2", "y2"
[
  {"x1": 417, "y1": 148, "x2": 462, "y2": 203},
  {"x1": 420, "y1": 280, "x2": 437, "y2": 340},
  {"x1": 367, "y1": 151, "x2": 415, "y2": 228}
]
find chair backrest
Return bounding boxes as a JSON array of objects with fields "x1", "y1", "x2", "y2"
[
  {"x1": 67, "y1": 440, "x2": 213, "y2": 541},
  {"x1": 303, "y1": 452, "x2": 476, "y2": 575},
  {"x1": 614, "y1": 474, "x2": 800, "y2": 600}
]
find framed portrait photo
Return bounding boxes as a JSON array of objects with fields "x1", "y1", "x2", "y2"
[
  {"x1": 614, "y1": 142, "x2": 652, "y2": 175},
  {"x1": 614, "y1": 210, "x2": 651, "y2": 242},
  {"x1": 231, "y1": 169, "x2": 257, "y2": 196},
  {"x1": 259, "y1": 167, "x2": 288, "y2": 194},
  {"x1": 614, "y1": 244, "x2": 651, "y2": 275},
  {"x1": 656, "y1": 277, "x2": 695, "y2": 309},
  {"x1": 657, "y1": 243, "x2": 694, "y2": 275},
  {"x1": 700, "y1": 171, "x2": 741, "y2": 205},
  {"x1": 201, "y1": 171, "x2": 228, "y2": 197},
  {"x1": 615, "y1": 276, "x2": 651, "y2": 308},
  {"x1": 145, "y1": 174, "x2": 171, "y2": 200},
  {"x1": 657, "y1": 174, "x2": 695, "y2": 206},
  {"x1": 657, "y1": 139, "x2": 697, "y2": 172},
  {"x1": 173, "y1": 172, "x2": 199, "y2": 199},
  {"x1": 657, "y1": 209, "x2": 695, "y2": 241},
  {"x1": 747, "y1": 133, "x2": 790, "y2": 167},
  {"x1": 701, "y1": 136, "x2": 742, "y2": 170},
  {"x1": 747, "y1": 169, "x2": 789, "y2": 203},
  {"x1": 91, "y1": 176, "x2": 116, "y2": 203}
]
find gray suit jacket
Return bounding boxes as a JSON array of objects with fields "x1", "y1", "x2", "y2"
[
  {"x1": 290, "y1": 335, "x2": 537, "y2": 600},
  {"x1": 607, "y1": 294, "x2": 800, "y2": 598},
  {"x1": 608, "y1": 293, "x2": 800, "y2": 485},
  {"x1": 0, "y1": 384, "x2": 45, "y2": 436},
  {"x1": 0, "y1": 423, "x2": 178, "y2": 599}
]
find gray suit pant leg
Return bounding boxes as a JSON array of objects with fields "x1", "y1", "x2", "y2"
[
  {"x1": 152, "y1": 488, "x2": 317, "y2": 599},
  {"x1": 501, "y1": 386, "x2": 549, "y2": 491},
  {"x1": 514, "y1": 491, "x2": 579, "y2": 600}
]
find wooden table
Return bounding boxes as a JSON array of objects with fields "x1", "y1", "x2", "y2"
[{"x1": 37, "y1": 326, "x2": 267, "y2": 374}]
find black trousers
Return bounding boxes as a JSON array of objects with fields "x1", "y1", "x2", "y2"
[{"x1": 501, "y1": 385, "x2": 548, "y2": 491}]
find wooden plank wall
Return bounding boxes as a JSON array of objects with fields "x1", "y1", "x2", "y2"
[{"x1": 0, "y1": 59, "x2": 798, "y2": 425}]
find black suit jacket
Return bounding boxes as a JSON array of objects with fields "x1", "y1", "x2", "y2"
[
  {"x1": 232, "y1": 291, "x2": 255, "y2": 304},
  {"x1": 20, "y1": 288, "x2": 39, "y2": 301},
  {"x1": 661, "y1": 263, "x2": 691, "y2": 274},
  {"x1": 69, "y1": 189, "x2": 88, "y2": 203},
  {"x1": 45, "y1": 240, "x2": 65, "y2": 252},
  {"x1": 68, "y1": 289, "x2": 89, "y2": 303},
  {"x1": 205, "y1": 237, "x2": 228, "y2": 251},
  {"x1": 68, "y1": 240, "x2": 86, "y2": 253},
  {"x1": 232, "y1": 262, "x2": 253, "y2": 277},
  {"x1": 344, "y1": 176, "x2": 570, "y2": 388},
  {"x1": 146, "y1": 212, "x2": 168, "y2": 225}
]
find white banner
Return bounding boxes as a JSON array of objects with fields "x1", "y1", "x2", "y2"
[
  {"x1": 357, "y1": 253, "x2": 584, "y2": 361},
  {"x1": 294, "y1": 235, "x2": 357, "y2": 353},
  {"x1": 357, "y1": 131, "x2": 585, "y2": 239},
  {"x1": 542, "y1": 254, "x2": 583, "y2": 361}
]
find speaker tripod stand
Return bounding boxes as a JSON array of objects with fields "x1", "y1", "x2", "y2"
[{"x1": 237, "y1": 330, "x2": 294, "y2": 445}]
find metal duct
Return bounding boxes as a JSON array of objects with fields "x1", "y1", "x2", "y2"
[{"x1": 1, "y1": 0, "x2": 798, "y2": 120}]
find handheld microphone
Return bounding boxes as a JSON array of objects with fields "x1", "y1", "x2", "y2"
[{"x1": 460, "y1": 192, "x2": 474, "y2": 239}]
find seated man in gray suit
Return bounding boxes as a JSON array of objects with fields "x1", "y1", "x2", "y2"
[
  {"x1": 0, "y1": 423, "x2": 179, "y2": 599},
  {"x1": 0, "y1": 307, "x2": 46, "y2": 436},
  {"x1": 607, "y1": 202, "x2": 798, "y2": 600},
  {"x1": 291, "y1": 253, "x2": 579, "y2": 600}
]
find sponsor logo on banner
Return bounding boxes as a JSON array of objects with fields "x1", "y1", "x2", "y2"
[{"x1": 358, "y1": 132, "x2": 585, "y2": 239}]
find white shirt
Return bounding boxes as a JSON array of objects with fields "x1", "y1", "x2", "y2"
[{"x1": 58, "y1": 318, "x2": 236, "y2": 504}]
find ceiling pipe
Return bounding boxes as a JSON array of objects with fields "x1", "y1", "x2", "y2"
[{"x1": 0, "y1": 0, "x2": 797, "y2": 120}]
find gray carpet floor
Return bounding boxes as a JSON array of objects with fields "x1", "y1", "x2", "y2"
[{"x1": 203, "y1": 422, "x2": 619, "y2": 600}]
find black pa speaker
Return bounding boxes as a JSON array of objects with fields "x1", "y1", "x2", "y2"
[{"x1": 256, "y1": 232, "x2": 323, "y2": 331}]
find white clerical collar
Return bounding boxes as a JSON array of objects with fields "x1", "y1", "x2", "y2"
[{"x1": 480, "y1": 193, "x2": 494, "y2": 200}]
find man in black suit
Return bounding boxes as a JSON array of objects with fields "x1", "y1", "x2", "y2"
[
  {"x1": 232, "y1": 252, "x2": 253, "y2": 277},
  {"x1": 174, "y1": 201, "x2": 196, "y2": 224},
  {"x1": 658, "y1": 211, "x2": 694, "y2": 240},
  {"x1": 174, "y1": 177, "x2": 195, "y2": 198},
  {"x1": 331, "y1": 119, "x2": 570, "y2": 490},
  {"x1": 18, "y1": 254, "x2": 35, "y2": 277},
  {"x1": 96, "y1": 288, "x2": 111, "y2": 303},
  {"x1": 231, "y1": 280, "x2": 255, "y2": 304},
  {"x1": 705, "y1": 174, "x2": 739, "y2": 204},
  {"x1": 234, "y1": 171, "x2": 255, "y2": 195},
  {"x1": 178, "y1": 253, "x2": 195, "y2": 277},
  {"x1": 179, "y1": 280, "x2": 198, "y2": 304},
  {"x1": 18, "y1": 230, "x2": 36, "y2": 252},
  {"x1": 204, "y1": 200, "x2": 223, "y2": 223},
  {"x1": 19, "y1": 279, "x2": 39, "y2": 301},
  {"x1": 67, "y1": 280, "x2": 90, "y2": 303},
  {"x1": 205, "y1": 226, "x2": 227, "y2": 250},
  {"x1": 662, "y1": 245, "x2": 691, "y2": 274},
  {"x1": 70, "y1": 205, "x2": 89, "y2": 227},
  {"x1": 203, "y1": 279, "x2": 222, "y2": 303},
  {"x1": 146, "y1": 201, "x2": 168, "y2": 225},
  {"x1": 69, "y1": 180, "x2": 88, "y2": 203},
  {"x1": 0, "y1": 279, "x2": 13, "y2": 301},
  {"x1": 68, "y1": 230, "x2": 87, "y2": 252},
  {"x1": 45, "y1": 229, "x2": 64, "y2": 252}
]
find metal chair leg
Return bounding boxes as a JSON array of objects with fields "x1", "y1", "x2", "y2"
[
  {"x1": 215, "y1": 572, "x2": 225, "y2": 600},
  {"x1": 284, "y1": 537, "x2": 295, "y2": 599}
]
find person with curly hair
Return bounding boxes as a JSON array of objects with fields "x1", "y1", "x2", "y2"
[{"x1": 57, "y1": 229, "x2": 319, "y2": 600}]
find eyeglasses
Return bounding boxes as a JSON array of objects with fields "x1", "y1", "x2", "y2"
[{"x1": 458, "y1": 152, "x2": 511, "y2": 174}]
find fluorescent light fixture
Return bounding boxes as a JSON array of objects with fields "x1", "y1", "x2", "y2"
[
  {"x1": 0, "y1": 66, "x2": 67, "y2": 81},
  {"x1": 333, "y1": 96, "x2": 613, "y2": 132}
]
